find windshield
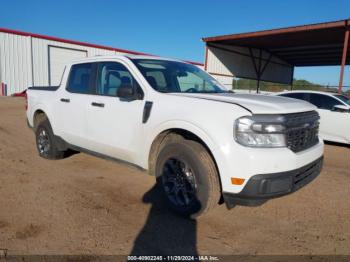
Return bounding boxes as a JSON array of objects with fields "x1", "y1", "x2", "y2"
[
  {"x1": 334, "y1": 95, "x2": 350, "y2": 105},
  {"x1": 131, "y1": 59, "x2": 228, "y2": 93}
]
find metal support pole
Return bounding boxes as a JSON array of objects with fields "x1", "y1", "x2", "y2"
[
  {"x1": 257, "y1": 79, "x2": 260, "y2": 93},
  {"x1": 290, "y1": 66, "x2": 295, "y2": 91},
  {"x1": 338, "y1": 29, "x2": 349, "y2": 94},
  {"x1": 249, "y1": 48, "x2": 259, "y2": 93},
  {"x1": 257, "y1": 49, "x2": 262, "y2": 93},
  {"x1": 204, "y1": 46, "x2": 208, "y2": 71}
]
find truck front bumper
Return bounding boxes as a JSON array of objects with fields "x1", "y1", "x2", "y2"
[{"x1": 223, "y1": 156, "x2": 323, "y2": 208}]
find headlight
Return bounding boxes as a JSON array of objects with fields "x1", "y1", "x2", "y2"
[{"x1": 234, "y1": 116, "x2": 286, "y2": 148}]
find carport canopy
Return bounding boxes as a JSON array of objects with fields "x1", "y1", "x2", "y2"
[{"x1": 203, "y1": 19, "x2": 350, "y2": 92}]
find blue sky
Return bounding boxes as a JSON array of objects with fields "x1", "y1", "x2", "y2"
[{"x1": 1, "y1": 0, "x2": 349, "y2": 87}]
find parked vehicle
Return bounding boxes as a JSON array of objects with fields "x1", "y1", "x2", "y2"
[
  {"x1": 278, "y1": 91, "x2": 350, "y2": 145},
  {"x1": 26, "y1": 55, "x2": 324, "y2": 217}
]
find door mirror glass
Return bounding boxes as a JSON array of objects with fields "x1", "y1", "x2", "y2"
[{"x1": 332, "y1": 104, "x2": 350, "y2": 112}]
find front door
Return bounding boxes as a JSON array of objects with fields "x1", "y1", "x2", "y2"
[{"x1": 86, "y1": 61, "x2": 145, "y2": 163}]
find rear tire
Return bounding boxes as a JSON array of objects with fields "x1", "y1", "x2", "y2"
[
  {"x1": 35, "y1": 118, "x2": 65, "y2": 160},
  {"x1": 155, "y1": 136, "x2": 221, "y2": 218}
]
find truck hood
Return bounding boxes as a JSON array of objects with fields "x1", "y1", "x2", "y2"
[{"x1": 170, "y1": 93, "x2": 316, "y2": 114}]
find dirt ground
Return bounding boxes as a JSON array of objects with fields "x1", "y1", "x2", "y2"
[{"x1": 0, "y1": 97, "x2": 349, "y2": 256}]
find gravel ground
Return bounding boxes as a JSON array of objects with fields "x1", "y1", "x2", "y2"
[{"x1": 0, "y1": 97, "x2": 349, "y2": 256}]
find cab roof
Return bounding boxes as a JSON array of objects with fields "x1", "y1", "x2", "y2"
[{"x1": 70, "y1": 54, "x2": 196, "y2": 65}]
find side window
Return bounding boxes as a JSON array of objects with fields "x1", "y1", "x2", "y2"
[
  {"x1": 281, "y1": 93, "x2": 307, "y2": 101},
  {"x1": 309, "y1": 94, "x2": 342, "y2": 110},
  {"x1": 67, "y1": 63, "x2": 93, "y2": 94},
  {"x1": 96, "y1": 62, "x2": 139, "y2": 97}
]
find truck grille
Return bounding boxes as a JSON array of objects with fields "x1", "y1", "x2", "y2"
[{"x1": 283, "y1": 111, "x2": 320, "y2": 153}]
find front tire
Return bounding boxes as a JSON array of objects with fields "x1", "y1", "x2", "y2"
[
  {"x1": 155, "y1": 137, "x2": 221, "y2": 218},
  {"x1": 35, "y1": 119, "x2": 65, "y2": 160}
]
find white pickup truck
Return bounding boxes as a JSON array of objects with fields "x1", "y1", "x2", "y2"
[{"x1": 27, "y1": 55, "x2": 324, "y2": 218}]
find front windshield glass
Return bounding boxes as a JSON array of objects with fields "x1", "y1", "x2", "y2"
[
  {"x1": 334, "y1": 95, "x2": 350, "y2": 105},
  {"x1": 132, "y1": 59, "x2": 228, "y2": 93}
]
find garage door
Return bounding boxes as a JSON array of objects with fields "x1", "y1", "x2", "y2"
[{"x1": 48, "y1": 46, "x2": 87, "y2": 86}]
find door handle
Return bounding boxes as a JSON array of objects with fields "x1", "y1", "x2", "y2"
[
  {"x1": 91, "y1": 102, "x2": 105, "y2": 108},
  {"x1": 60, "y1": 98, "x2": 70, "y2": 103}
]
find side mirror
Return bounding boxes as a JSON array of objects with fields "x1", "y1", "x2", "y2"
[
  {"x1": 117, "y1": 84, "x2": 137, "y2": 100},
  {"x1": 332, "y1": 104, "x2": 350, "y2": 112}
]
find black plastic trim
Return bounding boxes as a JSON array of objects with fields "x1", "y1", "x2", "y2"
[
  {"x1": 142, "y1": 101, "x2": 153, "y2": 123},
  {"x1": 223, "y1": 156, "x2": 323, "y2": 208},
  {"x1": 28, "y1": 86, "x2": 59, "y2": 91},
  {"x1": 68, "y1": 144, "x2": 146, "y2": 172},
  {"x1": 91, "y1": 102, "x2": 105, "y2": 108},
  {"x1": 60, "y1": 98, "x2": 70, "y2": 103}
]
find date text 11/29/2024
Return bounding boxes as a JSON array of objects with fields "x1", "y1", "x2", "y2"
[{"x1": 127, "y1": 255, "x2": 219, "y2": 261}]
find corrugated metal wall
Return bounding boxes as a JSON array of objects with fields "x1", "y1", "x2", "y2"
[
  {"x1": 0, "y1": 32, "x2": 135, "y2": 95},
  {"x1": 0, "y1": 32, "x2": 33, "y2": 94},
  {"x1": 212, "y1": 75, "x2": 233, "y2": 89}
]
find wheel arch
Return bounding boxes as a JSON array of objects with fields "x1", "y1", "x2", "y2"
[
  {"x1": 148, "y1": 128, "x2": 213, "y2": 167},
  {"x1": 33, "y1": 109, "x2": 50, "y2": 131},
  {"x1": 28, "y1": 102, "x2": 52, "y2": 128},
  {"x1": 147, "y1": 124, "x2": 219, "y2": 174}
]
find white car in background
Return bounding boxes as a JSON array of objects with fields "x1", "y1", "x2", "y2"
[{"x1": 278, "y1": 91, "x2": 350, "y2": 145}]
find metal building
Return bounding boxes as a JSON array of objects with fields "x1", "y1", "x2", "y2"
[
  {"x1": 203, "y1": 19, "x2": 350, "y2": 93},
  {"x1": 0, "y1": 28, "x2": 203, "y2": 96}
]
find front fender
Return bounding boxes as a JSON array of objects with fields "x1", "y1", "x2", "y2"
[{"x1": 140, "y1": 120, "x2": 220, "y2": 170}]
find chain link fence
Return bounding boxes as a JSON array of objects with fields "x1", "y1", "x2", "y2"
[{"x1": 228, "y1": 79, "x2": 350, "y2": 95}]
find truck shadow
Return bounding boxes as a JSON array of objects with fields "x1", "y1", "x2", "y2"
[{"x1": 130, "y1": 185, "x2": 198, "y2": 256}]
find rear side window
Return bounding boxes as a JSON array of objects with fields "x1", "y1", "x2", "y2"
[
  {"x1": 309, "y1": 94, "x2": 342, "y2": 110},
  {"x1": 67, "y1": 63, "x2": 93, "y2": 94},
  {"x1": 334, "y1": 95, "x2": 350, "y2": 105},
  {"x1": 280, "y1": 93, "x2": 307, "y2": 101}
]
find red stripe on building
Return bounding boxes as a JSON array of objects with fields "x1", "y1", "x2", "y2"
[{"x1": 0, "y1": 28, "x2": 203, "y2": 66}]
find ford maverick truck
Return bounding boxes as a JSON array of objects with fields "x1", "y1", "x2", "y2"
[{"x1": 27, "y1": 55, "x2": 324, "y2": 217}]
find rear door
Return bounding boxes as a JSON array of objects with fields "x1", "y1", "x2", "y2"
[
  {"x1": 55, "y1": 62, "x2": 96, "y2": 147},
  {"x1": 85, "y1": 61, "x2": 145, "y2": 162}
]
